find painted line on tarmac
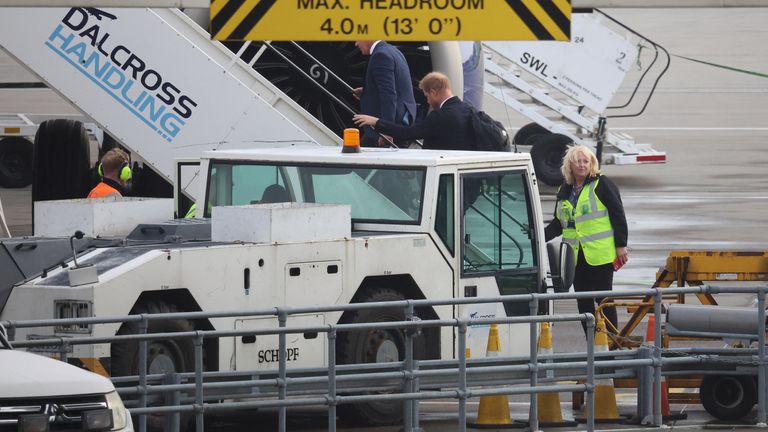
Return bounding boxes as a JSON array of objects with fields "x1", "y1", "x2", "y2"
[
  {"x1": 421, "y1": 401, "x2": 548, "y2": 407},
  {"x1": 612, "y1": 127, "x2": 768, "y2": 131},
  {"x1": 624, "y1": 194, "x2": 768, "y2": 200},
  {"x1": 421, "y1": 399, "x2": 639, "y2": 407},
  {"x1": 510, "y1": 126, "x2": 768, "y2": 132},
  {"x1": 630, "y1": 241, "x2": 768, "y2": 247},
  {"x1": 617, "y1": 88, "x2": 768, "y2": 94}
]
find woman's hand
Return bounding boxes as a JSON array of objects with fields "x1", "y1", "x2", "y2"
[
  {"x1": 616, "y1": 246, "x2": 629, "y2": 265},
  {"x1": 352, "y1": 114, "x2": 378, "y2": 128}
]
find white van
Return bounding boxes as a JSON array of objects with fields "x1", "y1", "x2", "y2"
[{"x1": 0, "y1": 324, "x2": 133, "y2": 431}]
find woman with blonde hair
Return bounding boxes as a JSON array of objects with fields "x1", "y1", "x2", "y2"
[{"x1": 544, "y1": 145, "x2": 628, "y2": 336}]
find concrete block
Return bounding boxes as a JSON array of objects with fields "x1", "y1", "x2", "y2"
[
  {"x1": 34, "y1": 197, "x2": 173, "y2": 237},
  {"x1": 212, "y1": 203, "x2": 351, "y2": 243}
]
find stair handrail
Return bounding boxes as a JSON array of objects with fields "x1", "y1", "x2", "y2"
[{"x1": 589, "y1": 8, "x2": 671, "y2": 119}]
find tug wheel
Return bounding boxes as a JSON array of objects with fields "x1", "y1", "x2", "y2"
[
  {"x1": 111, "y1": 301, "x2": 196, "y2": 431},
  {"x1": 337, "y1": 288, "x2": 407, "y2": 426}
]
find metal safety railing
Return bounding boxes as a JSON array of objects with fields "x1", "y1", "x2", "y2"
[{"x1": 3, "y1": 284, "x2": 768, "y2": 432}]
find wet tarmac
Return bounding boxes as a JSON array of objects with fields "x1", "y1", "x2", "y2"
[{"x1": 200, "y1": 401, "x2": 768, "y2": 432}]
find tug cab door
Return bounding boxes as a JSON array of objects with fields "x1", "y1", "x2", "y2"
[{"x1": 455, "y1": 168, "x2": 542, "y2": 356}]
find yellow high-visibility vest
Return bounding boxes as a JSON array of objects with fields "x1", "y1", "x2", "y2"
[{"x1": 556, "y1": 178, "x2": 617, "y2": 266}]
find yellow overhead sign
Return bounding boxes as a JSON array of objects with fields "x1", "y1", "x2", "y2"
[{"x1": 210, "y1": 0, "x2": 571, "y2": 41}]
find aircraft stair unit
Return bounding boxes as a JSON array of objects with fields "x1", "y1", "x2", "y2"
[{"x1": 481, "y1": 9, "x2": 669, "y2": 186}]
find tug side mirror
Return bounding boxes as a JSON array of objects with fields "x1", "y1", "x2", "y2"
[
  {"x1": 559, "y1": 242, "x2": 576, "y2": 292},
  {"x1": 548, "y1": 240, "x2": 575, "y2": 293}
]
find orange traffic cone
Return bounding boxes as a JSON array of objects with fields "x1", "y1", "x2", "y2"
[
  {"x1": 468, "y1": 324, "x2": 525, "y2": 429},
  {"x1": 645, "y1": 314, "x2": 687, "y2": 421},
  {"x1": 576, "y1": 319, "x2": 625, "y2": 424},
  {"x1": 536, "y1": 322, "x2": 577, "y2": 427}
]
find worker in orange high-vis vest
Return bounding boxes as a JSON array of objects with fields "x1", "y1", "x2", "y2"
[{"x1": 87, "y1": 148, "x2": 132, "y2": 198}]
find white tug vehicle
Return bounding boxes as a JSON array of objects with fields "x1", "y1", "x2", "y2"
[{"x1": 1, "y1": 145, "x2": 561, "y2": 424}]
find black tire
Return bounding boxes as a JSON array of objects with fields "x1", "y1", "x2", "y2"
[
  {"x1": 32, "y1": 119, "x2": 91, "y2": 202},
  {"x1": 700, "y1": 375, "x2": 756, "y2": 421},
  {"x1": 524, "y1": 133, "x2": 546, "y2": 147},
  {"x1": 111, "y1": 301, "x2": 195, "y2": 431},
  {"x1": 0, "y1": 137, "x2": 33, "y2": 188},
  {"x1": 530, "y1": 133, "x2": 572, "y2": 187},
  {"x1": 337, "y1": 288, "x2": 422, "y2": 426},
  {"x1": 513, "y1": 122, "x2": 548, "y2": 145}
]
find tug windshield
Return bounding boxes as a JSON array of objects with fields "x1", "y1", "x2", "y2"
[{"x1": 205, "y1": 161, "x2": 426, "y2": 224}]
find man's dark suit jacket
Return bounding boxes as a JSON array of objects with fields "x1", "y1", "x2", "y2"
[
  {"x1": 375, "y1": 96, "x2": 475, "y2": 151},
  {"x1": 360, "y1": 42, "x2": 417, "y2": 146}
]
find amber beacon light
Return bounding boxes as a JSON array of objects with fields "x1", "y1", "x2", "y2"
[{"x1": 342, "y1": 128, "x2": 360, "y2": 153}]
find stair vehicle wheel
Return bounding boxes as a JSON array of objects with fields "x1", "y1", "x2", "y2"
[
  {"x1": 530, "y1": 133, "x2": 571, "y2": 187},
  {"x1": 337, "y1": 288, "x2": 414, "y2": 426},
  {"x1": 513, "y1": 122, "x2": 548, "y2": 146},
  {"x1": 111, "y1": 301, "x2": 196, "y2": 431},
  {"x1": 0, "y1": 136, "x2": 33, "y2": 188},
  {"x1": 700, "y1": 375, "x2": 756, "y2": 421},
  {"x1": 32, "y1": 119, "x2": 91, "y2": 201}
]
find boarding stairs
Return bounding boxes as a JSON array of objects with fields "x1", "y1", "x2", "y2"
[
  {"x1": 0, "y1": 7, "x2": 339, "y2": 191},
  {"x1": 482, "y1": 43, "x2": 659, "y2": 165},
  {"x1": 480, "y1": 10, "x2": 668, "y2": 169}
]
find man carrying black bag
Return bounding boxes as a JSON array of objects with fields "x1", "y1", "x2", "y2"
[{"x1": 353, "y1": 72, "x2": 508, "y2": 152}]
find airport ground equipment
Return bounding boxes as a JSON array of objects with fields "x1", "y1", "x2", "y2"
[
  {"x1": 616, "y1": 250, "x2": 768, "y2": 349},
  {"x1": 666, "y1": 304, "x2": 767, "y2": 338},
  {"x1": 0, "y1": 115, "x2": 97, "y2": 190},
  {"x1": 0, "y1": 6, "x2": 342, "y2": 202},
  {"x1": 0, "y1": 5, "x2": 668, "y2": 193},
  {"x1": 482, "y1": 9, "x2": 668, "y2": 185},
  {"x1": 0, "y1": 6, "x2": 465, "y2": 204},
  {"x1": 5, "y1": 298, "x2": 596, "y2": 432},
  {"x1": 581, "y1": 250, "x2": 768, "y2": 412},
  {"x1": 666, "y1": 303, "x2": 767, "y2": 421},
  {"x1": 0, "y1": 146, "x2": 562, "y2": 426},
  {"x1": 0, "y1": 114, "x2": 106, "y2": 199},
  {"x1": 0, "y1": 6, "x2": 666, "y2": 193},
  {"x1": 9, "y1": 283, "x2": 768, "y2": 429}
]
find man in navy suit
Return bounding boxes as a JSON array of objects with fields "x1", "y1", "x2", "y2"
[
  {"x1": 354, "y1": 40, "x2": 417, "y2": 147},
  {"x1": 353, "y1": 72, "x2": 475, "y2": 151}
]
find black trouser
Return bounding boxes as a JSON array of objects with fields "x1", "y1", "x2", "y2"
[{"x1": 573, "y1": 248, "x2": 617, "y2": 336}]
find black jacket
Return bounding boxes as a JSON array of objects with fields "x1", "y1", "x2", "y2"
[
  {"x1": 374, "y1": 96, "x2": 475, "y2": 151},
  {"x1": 544, "y1": 174, "x2": 628, "y2": 248}
]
